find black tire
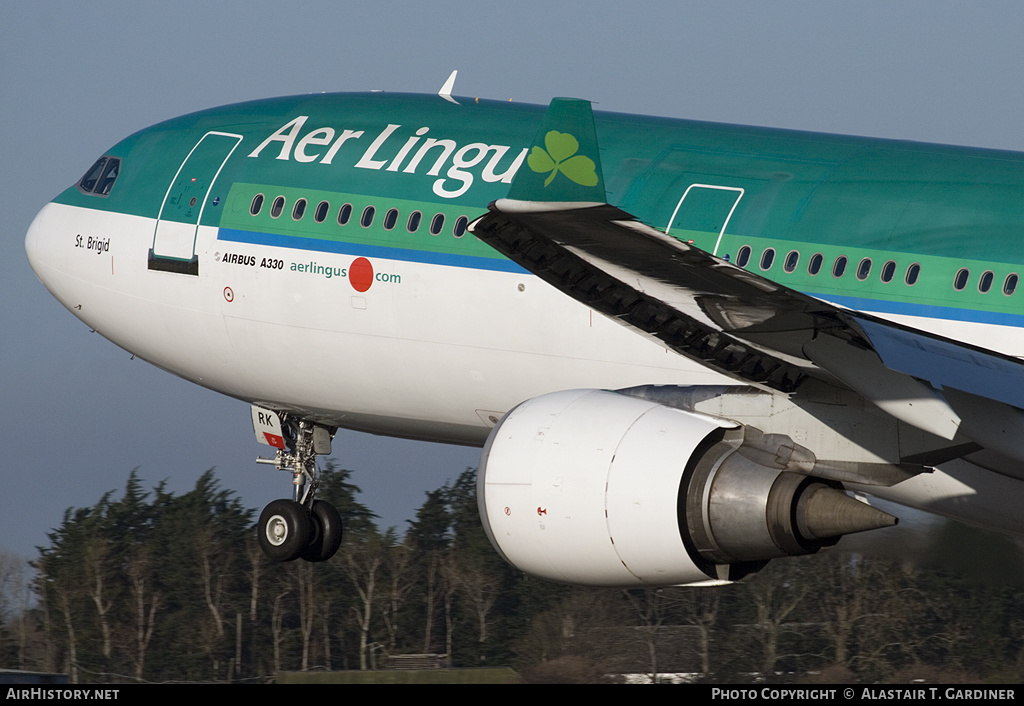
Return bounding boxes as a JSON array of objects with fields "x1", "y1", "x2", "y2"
[
  {"x1": 300, "y1": 500, "x2": 343, "y2": 562},
  {"x1": 258, "y1": 499, "x2": 311, "y2": 562}
]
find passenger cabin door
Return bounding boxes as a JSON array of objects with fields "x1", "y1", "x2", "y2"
[
  {"x1": 149, "y1": 131, "x2": 242, "y2": 275},
  {"x1": 665, "y1": 184, "x2": 744, "y2": 257}
]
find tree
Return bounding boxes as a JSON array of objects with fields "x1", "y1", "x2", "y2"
[
  {"x1": 669, "y1": 586, "x2": 721, "y2": 677},
  {"x1": 623, "y1": 588, "x2": 668, "y2": 683},
  {"x1": 407, "y1": 488, "x2": 451, "y2": 653},
  {"x1": 340, "y1": 526, "x2": 384, "y2": 670},
  {"x1": 440, "y1": 468, "x2": 520, "y2": 665},
  {"x1": 744, "y1": 559, "x2": 811, "y2": 677},
  {"x1": 0, "y1": 552, "x2": 29, "y2": 669},
  {"x1": 380, "y1": 531, "x2": 416, "y2": 656}
]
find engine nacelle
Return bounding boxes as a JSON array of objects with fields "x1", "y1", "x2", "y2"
[{"x1": 478, "y1": 389, "x2": 895, "y2": 587}]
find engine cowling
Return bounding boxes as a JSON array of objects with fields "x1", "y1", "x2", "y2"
[{"x1": 478, "y1": 389, "x2": 896, "y2": 587}]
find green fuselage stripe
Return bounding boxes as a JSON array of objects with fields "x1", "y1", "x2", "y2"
[{"x1": 51, "y1": 92, "x2": 1024, "y2": 329}]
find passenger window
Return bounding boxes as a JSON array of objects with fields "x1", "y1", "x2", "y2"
[
  {"x1": 736, "y1": 245, "x2": 751, "y2": 268},
  {"x1": 832, "y1": 256, "x2": 847, "y2": 278},
  {"x1": 808, "y1": 253, "x2": 823, "y2": 276},
  {"x1": 314, "y1": 200, "x2": 329, "y2": 223},
  {"x1": 250, "y1": 194, "x2": 264, "y2": 216},
  {"x1": 337, "y1": 203, "x2": 353, "y2": 226},
  {"x1": 383, "y1": 208, "x2": 399, "y2": 231},
  {"x1": 1005, "y1": 273, "x2": 1019, "y2": 296},
  {"x1": 407, "y1": 211, "x2": 422, "y2": 233},
  {"x1": 429, "y1": 213, "x2": 445, "y2": 235},
  {"x1": 953, "y1": 268, "x2": 970, "y2": 291},
  {"x1": 783, "y1": 250, "x2": 799, "y2": 273},
  {"x1": 880, "y1": 260, "x2": 896, "y2": 283},
  {"x1": 856, "y1": 258, "x2": 871, "y2": 281},
  {"x1": 453, "y1": 215, "x2": 469, "y2": 238},
  {"x1": 979, "y1": 270, "x2": 994, "y2": 293},
  {"x1": 270, "y1": 196, "x2": 285, "y2": 218},
  {"x1": 759, "y1": 248, "x2": 775, "y2": 271},
  {"x1": 292, "y1": 198, "x2": 307, "y2": 221},
  {"x1": 361, "y1": 206, "x2": 375, "y2": 228},
  {"x1": 905, "y1": 263, "x2": 921, "y2": 286}
]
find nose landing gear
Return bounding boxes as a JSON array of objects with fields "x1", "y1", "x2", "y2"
[{"x1": 252, "y1": 406, "x2": 343, "y2": 562}]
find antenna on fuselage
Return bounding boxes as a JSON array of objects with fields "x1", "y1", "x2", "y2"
[{"x1": 438, "y1": 70, "x2": 459, "y2": 104}]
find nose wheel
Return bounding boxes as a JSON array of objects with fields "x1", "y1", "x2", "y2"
[
  {"x1": 252, "y1": 407, "x2": 344, "y2": 563},
  {"x1": 300, "y1": 500, "x2": 344, "y2": 562},
  {"x1": 258, "y1": 499, "x2": 311, "y2": 562},
  {"x1": 257, "y1": 498, "x2": 343, "y2": 562}
]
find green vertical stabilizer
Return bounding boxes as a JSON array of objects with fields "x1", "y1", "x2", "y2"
[{"x1": 506, "y1": 98, "x2": 606, "y2": 204}]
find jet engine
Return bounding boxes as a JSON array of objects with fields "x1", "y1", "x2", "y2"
[{"x1": 478, "y1": 389, "x2": 896, "y2": 586}]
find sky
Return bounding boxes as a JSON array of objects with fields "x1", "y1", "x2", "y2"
[{"x1": 5, "y1": 1, "x2": 1024, "y2": 562}]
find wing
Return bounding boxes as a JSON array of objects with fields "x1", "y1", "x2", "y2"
[{"x1": 470, "y1": 98, "x2": 1024, "y2": 457}]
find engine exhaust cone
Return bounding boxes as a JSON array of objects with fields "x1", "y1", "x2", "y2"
[{"x1": 796, "y1": 483, "x2": 898, "y2": 541}]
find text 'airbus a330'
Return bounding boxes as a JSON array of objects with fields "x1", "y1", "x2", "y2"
[{"x1": 27, "y1": 73, "x2": 1024, "y2": 586}]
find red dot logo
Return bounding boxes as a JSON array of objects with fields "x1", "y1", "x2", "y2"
[{"x1": 349, "y1": 257, "x2": 373, "y2": 292}]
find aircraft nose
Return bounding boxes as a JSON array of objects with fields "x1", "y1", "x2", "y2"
[
  {"x1": 25, "y1": 202, "x2": 71, "y2": 306},
  {"x1": 26, "y1": 203, "x2": 52, "y2": 278}
]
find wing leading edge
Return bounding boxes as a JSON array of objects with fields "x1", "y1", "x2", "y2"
[{"x1": 470, "y1": 98, "x2": 1024, "y2": 453}]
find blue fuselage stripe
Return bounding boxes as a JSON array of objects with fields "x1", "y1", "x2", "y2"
[
  {"x1": 216, "y1": 227, "x2": 529, "y2": 274},
  {"x1": 815, "y1": 292, "x2": 1024, "y2": 328},
  {"x1": 216, "y1": 227, "x2": 1024, "y2": 327}
]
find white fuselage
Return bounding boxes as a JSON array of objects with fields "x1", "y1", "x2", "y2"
[{"x1": 26, "y1": 202, "x2": 731, "y2": 445}]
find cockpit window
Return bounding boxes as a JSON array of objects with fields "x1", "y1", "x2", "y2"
[{"x1": 78, "y1": 156, "x2": 121, "y2": 196}]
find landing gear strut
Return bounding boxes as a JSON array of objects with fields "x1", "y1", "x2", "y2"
[{"x1": 252, "y1": 407, "x2": 343, "y2": 562}]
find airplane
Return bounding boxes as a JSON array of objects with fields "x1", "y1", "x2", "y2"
[{"x1": 25, "y1": 74, "x2": 1024, "y2": 587}]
